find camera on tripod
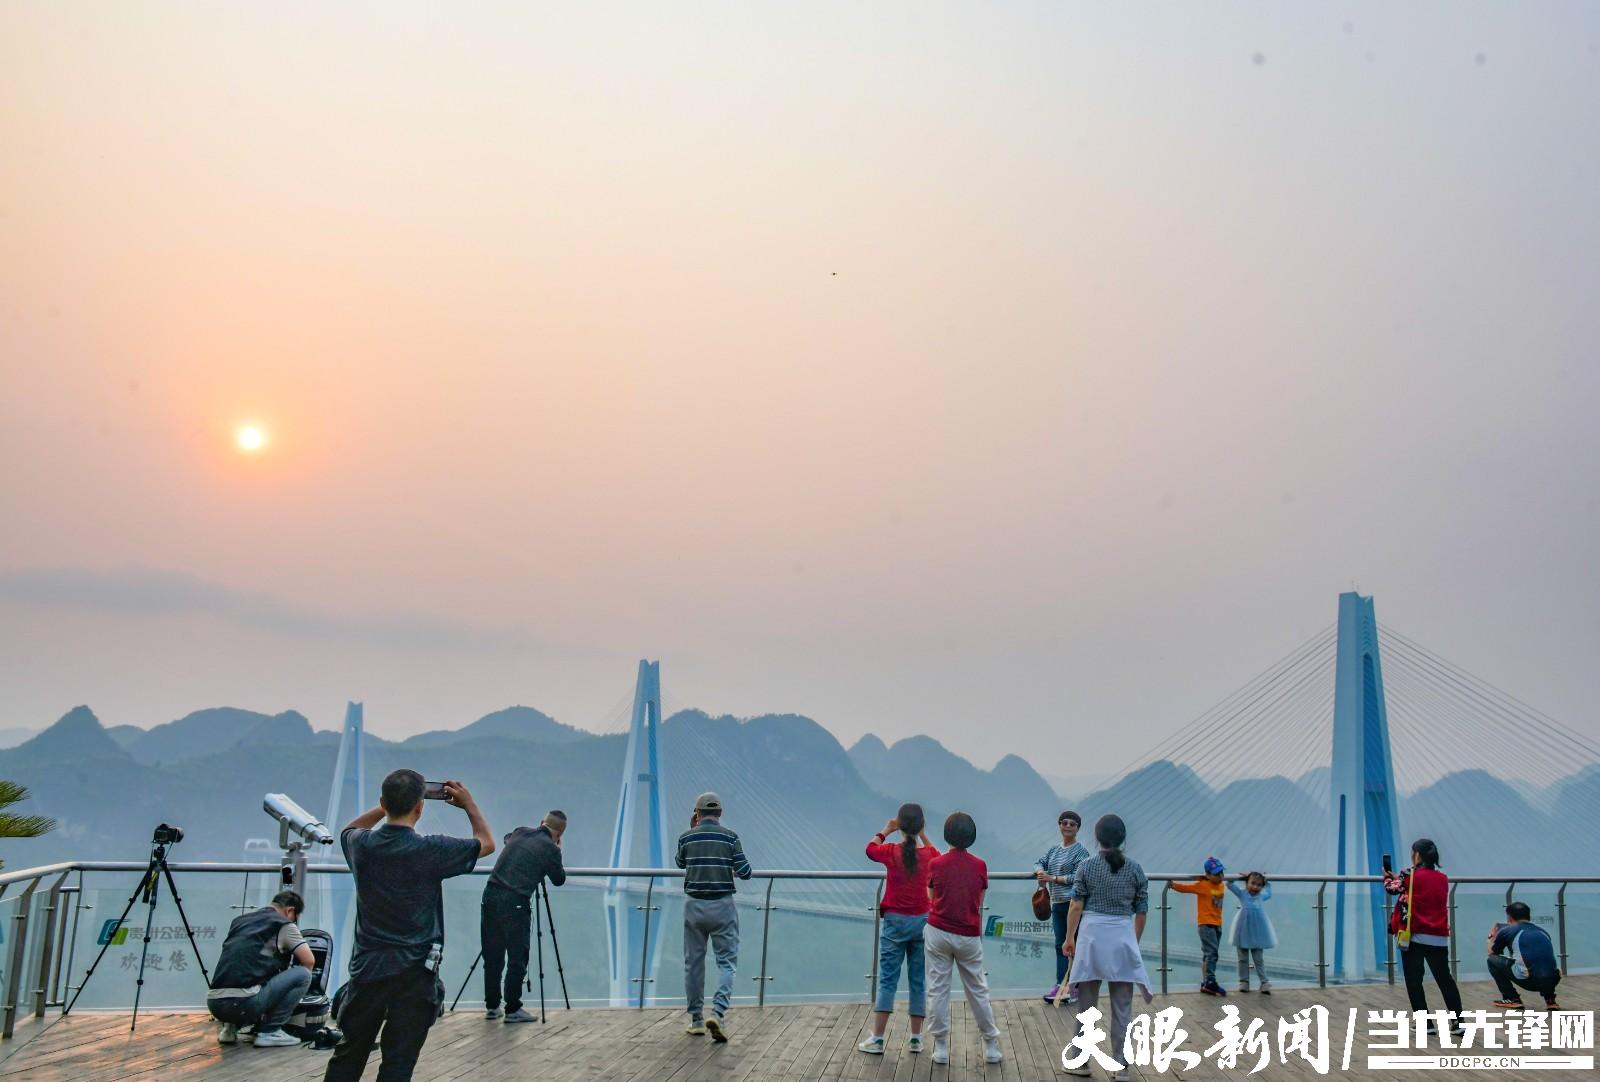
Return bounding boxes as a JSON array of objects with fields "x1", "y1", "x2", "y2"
[{"x1": 152, "y1": 822, "x2": 184, "y2": 845}]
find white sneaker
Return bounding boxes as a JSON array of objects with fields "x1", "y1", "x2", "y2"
[
  {"x1": 252, "y1": 1028, "x2": 300, "y2": 1047},
  {"x1": 485, "y1": 1007, "x2": 502, "y2": 1020},
  {"x1": 216, "y1": 1023, "x2": 238, "y2": 1045},
  {"x1": 983, "y1": 1035, "x2": 1003, "y2": 1063},
  {"x1": 1064, "y1": 1064, "x2": 1092, "y2": 1078},
  {"x1": 905, "y1": 1034, "x2": 924, "y2": 1053},
  {"x1": 932, "y1": 1038, "x2": 950, "y2": 1064},
  {"x1": 857, "y1": 1035, "x2": 886, "y2": 1055}
]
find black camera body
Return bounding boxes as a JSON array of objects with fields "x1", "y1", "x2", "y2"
[{"x1": 152, "y1": 823, "x2": 184, "y2": 846}]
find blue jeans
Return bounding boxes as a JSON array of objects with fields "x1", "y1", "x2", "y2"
[
  {"x1": 1051, "y1": 902, "x2": 1073, "y2": 984},
  {"x1": 874, "y1": 913, "x2": 927, "y2": 1015},
  {"x1": 683, "y1": 897, "x2": 739, "y2": 1020},
  {"x1": 207, "y1": 965, "x2": 312, "y2": 1032},
  {"x1": 1199, "y1": 925, "x2": 1221, "y2": 984}
]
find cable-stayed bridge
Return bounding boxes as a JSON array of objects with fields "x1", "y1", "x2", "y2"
[
  {"x1": 591, "y1": 591, "x2": 1599, "y2": 999},
  {"x1": 305, "y1": 591, "x2": 1597, "y2": 1001}
]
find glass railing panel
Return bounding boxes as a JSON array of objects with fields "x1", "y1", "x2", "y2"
[
  {"x1": 1563, "y1": 882, "x2": 1598, "y2": 973},
  {"x1": 0, "y1": 889, "x2": 24, "y2": 1010},
  {"x1": 59, "y1": 869, "x2": 245, "y2": 1010},
  {"x1": 760, "y1": 876, "x2": 879, "y2": 1005}
]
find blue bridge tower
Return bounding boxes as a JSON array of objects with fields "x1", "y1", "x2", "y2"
[
  {"x1": 1330, "y1": 593, "x2": 1401, "y2": 981},
  {"x1": 605, "y1": 661, "x2": 668, "y2": 1006}
]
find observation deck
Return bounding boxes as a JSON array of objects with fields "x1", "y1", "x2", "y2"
[{"x1": 2, "y1": 862, "x2": 1595, "y2": 1079}]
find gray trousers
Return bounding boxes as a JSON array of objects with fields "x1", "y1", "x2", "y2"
[
  {"x1": 207, "y1": 966, "x2": 313, "y2": 1031},
  {"x1": 683, "y1": 897, "x2": 739, "y2": 1020},
  {"x1": 1238, "y1": 948, "x2": 1270, "y2": 988},
  {"x1": 1072, "y1": 980, "x2": 1134, "y2": 1068}
]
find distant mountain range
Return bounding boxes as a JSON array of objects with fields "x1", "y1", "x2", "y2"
[{"x1": 1, "y1": 705, "x2": 1596, "y2": 877}]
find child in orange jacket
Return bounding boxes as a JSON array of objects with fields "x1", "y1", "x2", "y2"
[{"x1": 1172, "y1": 857, "x2": 1228, "y2": 995}]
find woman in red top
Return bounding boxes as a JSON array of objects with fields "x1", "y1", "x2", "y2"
[
  {"x1": 857, "y1": 803, "x2": 938, "y2": 1056},
  {"x1": 1384, "y1": 837, "x2": 1463, "y2": 1032}
]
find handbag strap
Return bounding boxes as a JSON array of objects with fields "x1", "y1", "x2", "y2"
[{"x1": 1402, "y1": 870, "x2": 1415, "y2": 934}]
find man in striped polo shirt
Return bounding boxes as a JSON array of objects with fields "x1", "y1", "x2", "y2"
[{"x1": 676, "y1": 791, "x2": 752, "y2": 1042}]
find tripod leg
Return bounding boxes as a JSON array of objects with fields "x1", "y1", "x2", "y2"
[
  {"x1": 63, "y1": 857, "x2": 157, "y2": 1017},
  {"x1": 159, "y1": 860, "x2": 213, "y2": 986},
  {"x1": 540, "y1": 884, "x2": 570, "y2": 1010},
  {"x1": 130, "y1": 869, "x2": 162, "y2": 1031},
  {"x1": 534, "y1": 890, "x2": 546, "y2": 1023},
  {"x1": 450, "y1": 952, "x2": 484, "y2": 1013}
]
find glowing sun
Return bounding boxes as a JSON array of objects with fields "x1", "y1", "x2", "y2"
[{"x1": 236, "y1": 425, "x2": 268, "y2": 453}]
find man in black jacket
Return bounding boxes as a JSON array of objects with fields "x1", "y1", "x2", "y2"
[
  {"x1": 481, "y1": 810, "x2": 567, "y2": 1022},
  {"x1": 208, "y1": 889, "x2": 316, "y2": 1047}
]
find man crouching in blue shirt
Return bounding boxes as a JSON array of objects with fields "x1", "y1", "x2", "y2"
[{"x1": 325, "y1": 770, "x2": 493, "y2": 1082}]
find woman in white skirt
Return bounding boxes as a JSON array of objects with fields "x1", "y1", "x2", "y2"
[{"x1": 1062, "y1": 814, "x2": 1152, "y2": 1081}]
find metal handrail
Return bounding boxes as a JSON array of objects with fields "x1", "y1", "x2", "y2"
[
  {"x1": 11, "y1": 862, "x2": 1598, "y2": 884},
  {"x1": 3, "y1": 860, "x2": 1593, "y2": 1031}
]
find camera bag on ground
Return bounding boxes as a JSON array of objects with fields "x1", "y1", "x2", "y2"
[{"x1": 281, "y1": 927, "x2": 333, "y2": 1041}]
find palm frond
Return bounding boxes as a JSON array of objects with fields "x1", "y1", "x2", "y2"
[
  {"x1": 0, "y1": 812, "x2": 57, "y2": 838},
  {"x1": 0, "y1": 779, "x2": 56, "y2": 838}
]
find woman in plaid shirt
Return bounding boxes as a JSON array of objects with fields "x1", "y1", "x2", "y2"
[
  {"x1": 1034, "y1": 809, "x2": 1089, "y2": 1003},
  {"x1": 1062, "y1": 814, "x2": 1153, "y2": 1081}
]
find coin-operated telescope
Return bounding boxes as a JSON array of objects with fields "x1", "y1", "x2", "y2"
[{"x1": 263, "y1": 793, "x2": 335, "y2": 895}]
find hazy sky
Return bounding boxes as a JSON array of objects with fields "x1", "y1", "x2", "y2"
[{"x1": 3, "y1": 3, "x2": 1597, "y2": 768}]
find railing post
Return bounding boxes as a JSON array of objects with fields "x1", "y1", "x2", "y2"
[
  {"x1": 866, "y1": 881, "x2": 883, "y2": 1004},
  {"x1": 1314, "y1": 881, "x2": 1327, "y2": 988},
  {"x1": 3, "y1": 876, "x2": 42, "y2": 1039},
  {"x1": 755, "y1": 879, "x2": 776, "y2": 1007},
  {"x1": 1158, "y1": 882, "x2": 1171, "y2": 995},
  {"x1": 32, "y1": 871, "x2": 70, "y2": 1017},
  {"x1": 1447, "y1": 881, "x2": 1460, "y2": 982},
  {"x1": 1555, "y1": 882, "x2": 1569, "y2": 975},
  {"x1": 50, "y1": 885, "x2": 77, "y2": 1007},
  {"x1": 62, "y1": 869, "x2": 87, "y2": 1006},
  {"x1": 1384, "y1": 892, "x2": 1395, "y2": 985},
  {"x1": 633, "y1": 877, "x2": 658, "y2": 1010}
]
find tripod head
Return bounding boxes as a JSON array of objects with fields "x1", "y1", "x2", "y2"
[{"x1": 140, "y1": 825, "x2": 183, "y2": 902}]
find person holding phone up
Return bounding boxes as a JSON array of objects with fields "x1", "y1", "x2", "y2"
[{"x1": 324, "y1": 771, "x2": 494, "y2": 1082}]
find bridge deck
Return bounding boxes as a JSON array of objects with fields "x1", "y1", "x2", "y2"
[{"x1": 0, "y1": 974, "x2": 1591, "y2": 1081}]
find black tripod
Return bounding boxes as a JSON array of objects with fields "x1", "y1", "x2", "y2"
[
  {"x1": 449, "y1": 881, "x2": 568, "y2": 1020},
  {"x1": 64, "y1": 834, "x2": 211, "y2": 1030}
]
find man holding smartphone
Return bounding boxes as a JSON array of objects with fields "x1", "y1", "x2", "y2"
[{"x1": 324, "y1": 769, "x2": 494, "y2": 1082}]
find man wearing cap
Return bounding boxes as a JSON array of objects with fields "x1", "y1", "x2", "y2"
[
  {"x1": 676, "y1": 792, "x2": 752, "y2": 1041},
  {"x1": 479, "y1": 811, "x2": 567, "y2": 1023}
]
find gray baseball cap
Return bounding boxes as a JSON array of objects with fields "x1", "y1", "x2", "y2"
[{"x1": 694, "y1": 792, "x2": 723, "y2": 814}]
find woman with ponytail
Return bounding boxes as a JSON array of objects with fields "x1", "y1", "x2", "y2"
[
  {"x1": 1061, "y1": 814, "x2": 1153, "y2": 1081},
  {"x1": 858, "y1": 803, "x2": 938, "y2": 1056}
]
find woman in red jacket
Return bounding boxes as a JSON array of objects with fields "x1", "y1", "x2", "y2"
[{"x1": 1383, "y1": 837, "x2": 1463, "y2": 1032}]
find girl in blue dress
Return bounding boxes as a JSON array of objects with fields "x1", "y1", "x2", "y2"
[{"x1": 1228, "y1": 871, "x2": 1276, "y2": 993}]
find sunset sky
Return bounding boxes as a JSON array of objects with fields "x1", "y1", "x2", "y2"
[{"x1": 3, "y1": 3, "x2": 1598, "y2": 765}]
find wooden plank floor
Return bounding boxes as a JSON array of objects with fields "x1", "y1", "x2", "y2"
[{"x1": 0, "y1": 975, "x2": 1592, "y2": 1081}]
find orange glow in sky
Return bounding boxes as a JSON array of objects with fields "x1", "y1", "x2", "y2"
[{"x1": 235, "y1": 425, "x2": 267, "y2": 453}]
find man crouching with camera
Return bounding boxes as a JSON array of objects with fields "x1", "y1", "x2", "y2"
[
  {"x1": 207, "y1": 889, "x2": 316, "y2": 1047},
  {"x1": 324, "y1": 770, "x2": 493, "y2": 1082}
]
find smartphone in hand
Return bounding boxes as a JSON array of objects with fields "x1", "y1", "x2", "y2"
[
  {"x1": 1381, "y1": 853, "x2": 1393, "y2": 876},
  {"x1": 424, "y1": 781, "x2": 448, "y2": 800}
]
